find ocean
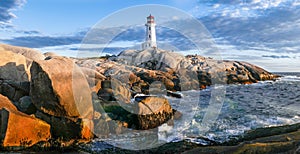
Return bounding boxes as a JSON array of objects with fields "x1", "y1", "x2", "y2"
[
  {"x1": 172, "y1": 72, "x2": 300, "y2": 144},
  {"x1": 86, "y1": 72, "x2": 300, "y2": 151}
]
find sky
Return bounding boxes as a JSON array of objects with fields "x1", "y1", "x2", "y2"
[{"x1": 0, "y1": 0, "x2": 300, "y2": 72}]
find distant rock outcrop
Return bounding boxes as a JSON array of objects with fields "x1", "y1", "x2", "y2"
[
  {"x1": 117, "y1": 48, "x2": 278, "y2": 88},
  {"x1": 117, "y1": 49, "x2": 185, "y2": 71}
]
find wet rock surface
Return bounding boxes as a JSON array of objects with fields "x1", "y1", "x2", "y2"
[{"x1": 79, "y1": 123, "x2": 300, "y2": 154}]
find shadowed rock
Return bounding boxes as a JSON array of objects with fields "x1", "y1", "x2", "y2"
[
  {"x1": 34, "y1": 111, "x2": 93, "y2": 140},
  {"x1": 17, "y1": 96, "x2": 36, "y2": 115},
  {"x1": 0, "y1": 50, "x2": 31, "y2": 101},
  {"x1": 97, "y1": 79, "x2": 131, "y2": 103},
  {"x1": 0, "y1": 50, "x2": 30, "y2": 82}
]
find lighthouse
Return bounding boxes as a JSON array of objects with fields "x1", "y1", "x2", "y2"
[{"x1": 142, "y1": 14, "x2": 157, "y2": 50}]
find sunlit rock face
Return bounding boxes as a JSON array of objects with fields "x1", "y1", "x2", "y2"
[
  {"x1": 0, "y1": 94, "x2": 51, "y2": 148},
  {"x1": 30, "y1": 56, "x2": 94, "y2": 140}
]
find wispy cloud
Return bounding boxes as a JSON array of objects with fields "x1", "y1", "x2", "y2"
[
  {"x1": 262, "y1": 55, "x2": 291, "y2": 59},
  {"x1": 194, "y1": 0, "x2": 294, "y2": 18},
  {"x1": 0, "y1": 0, "x2": 26, "y2": 24},
  {"x1": 199, "y1": 1, "x2": 300, "y2": 56},
  {"x1": 2, "y1": 35, "x2": 83, "y2": 48}
]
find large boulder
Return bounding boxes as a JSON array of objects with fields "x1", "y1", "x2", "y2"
[
  {"x1": 17, "y1": 96, "x2": 36, "y2": 114},
  {"x1": 97, "y1": 79, "x2": 131, "y2": 104},
  {"x1": 0, "y1": 50, "x2": 31, "y2": 101},
  {"x1": 134, "y1": 96, "x2": 173, "y2": 130},
  {"x1": 0, "y1": 50, "x2": 30, "y2": 82},
  {"x1": 0, "y1": 94, "x2": 50, "y2": 148},
  {"x1": 30, "y1": 56, "x2": 93, "y2": 119},
  {"x1": 99, "y1": 96, "x2": 174, "y2": 130},
  {"x1": 0, "y1": 44, "x2": 45, "y2": 61},
  {"x1": 30, "y1": 57, "x2": 94, "y2": 140}
]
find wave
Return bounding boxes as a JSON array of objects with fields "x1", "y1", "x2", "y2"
[
  {"x1": 183, "y1": 115, "x2": 300, "y2": 144},
  {"x1": 279, "y1": 75, "x2": 300, "y2": 82}
]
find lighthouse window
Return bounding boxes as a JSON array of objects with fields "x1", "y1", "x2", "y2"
[
  {"x1": 149, "y1": 27, "x2": 151, "y2": 30},
  {"x1": 149, "y1": 35, "x2": 151, "y2": 38}
]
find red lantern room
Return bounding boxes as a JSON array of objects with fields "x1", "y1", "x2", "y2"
[{"x1": 147, "y1": 14, "x2": 155, "y2": 24}]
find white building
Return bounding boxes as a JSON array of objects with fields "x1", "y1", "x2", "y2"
[{"x1": 142, "y1": 14, "x2": 157, "y2": 50}]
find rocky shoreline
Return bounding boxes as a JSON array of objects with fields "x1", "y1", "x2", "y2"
[{"x1": 0, "y1": 43, "x2": 291, "y2": 153}]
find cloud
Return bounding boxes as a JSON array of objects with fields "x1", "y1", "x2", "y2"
[
  {"x1": 35, "y1": 44, "x2": 126, "y2": 58},
  {"x1": 0, "y1": 22, "x2": 14, "y2": 29},
  {"x1": 1, "y1": 24, "x2": 199, "y2": 51},
  {"x1": 199, "y1": 3, "x2": 300, "y2": 55},
  {"x1": 0, "y1": 0, "x2": 26, "y2": 23},
  {"x1": 213, "y1": 43, "x2": 300, "y2": 72},
  {"x1": 1, "y1": 27, "x2": 138, "y2": 48},
  {"x1": 18, "y1": 30, "x2": 40, "y2": 35},
  {"x1": 3, "y1": 4, "x2": 300, "y2": 57},
  {"x1": 262, "y1": 55, "x2": 291, "y2": 59},
  {"x1": 195, "y1": 0, "x2": 293, "y2": 18},
  {"x1": 2, "y1": 35, "x2": 83, "y2": 48}
]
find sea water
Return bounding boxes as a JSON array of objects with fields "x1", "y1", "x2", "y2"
[{"x1": 87, "y1": 72, "x2": 300, "y2": 151}]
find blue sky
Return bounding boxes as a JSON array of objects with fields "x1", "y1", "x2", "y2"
[
  {"x1": 3, "y1": 0, "x2": 197, "y2": 34},
  {"x1": 0, "y1": 0, "x2": 300, "y2": 72}
]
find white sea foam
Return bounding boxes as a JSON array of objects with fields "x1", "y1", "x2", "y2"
[{"x1": 279, "y1": 75, "x2": 300, "y2": 82}]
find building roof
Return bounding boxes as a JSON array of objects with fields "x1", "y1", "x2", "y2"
[{"x1": 147, "y1": 14, "x2": 154, "y2": 19}]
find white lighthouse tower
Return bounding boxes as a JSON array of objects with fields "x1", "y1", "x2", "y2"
[{"x1": 142, "y1": 14, "x2": 157, "y2": 50}]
